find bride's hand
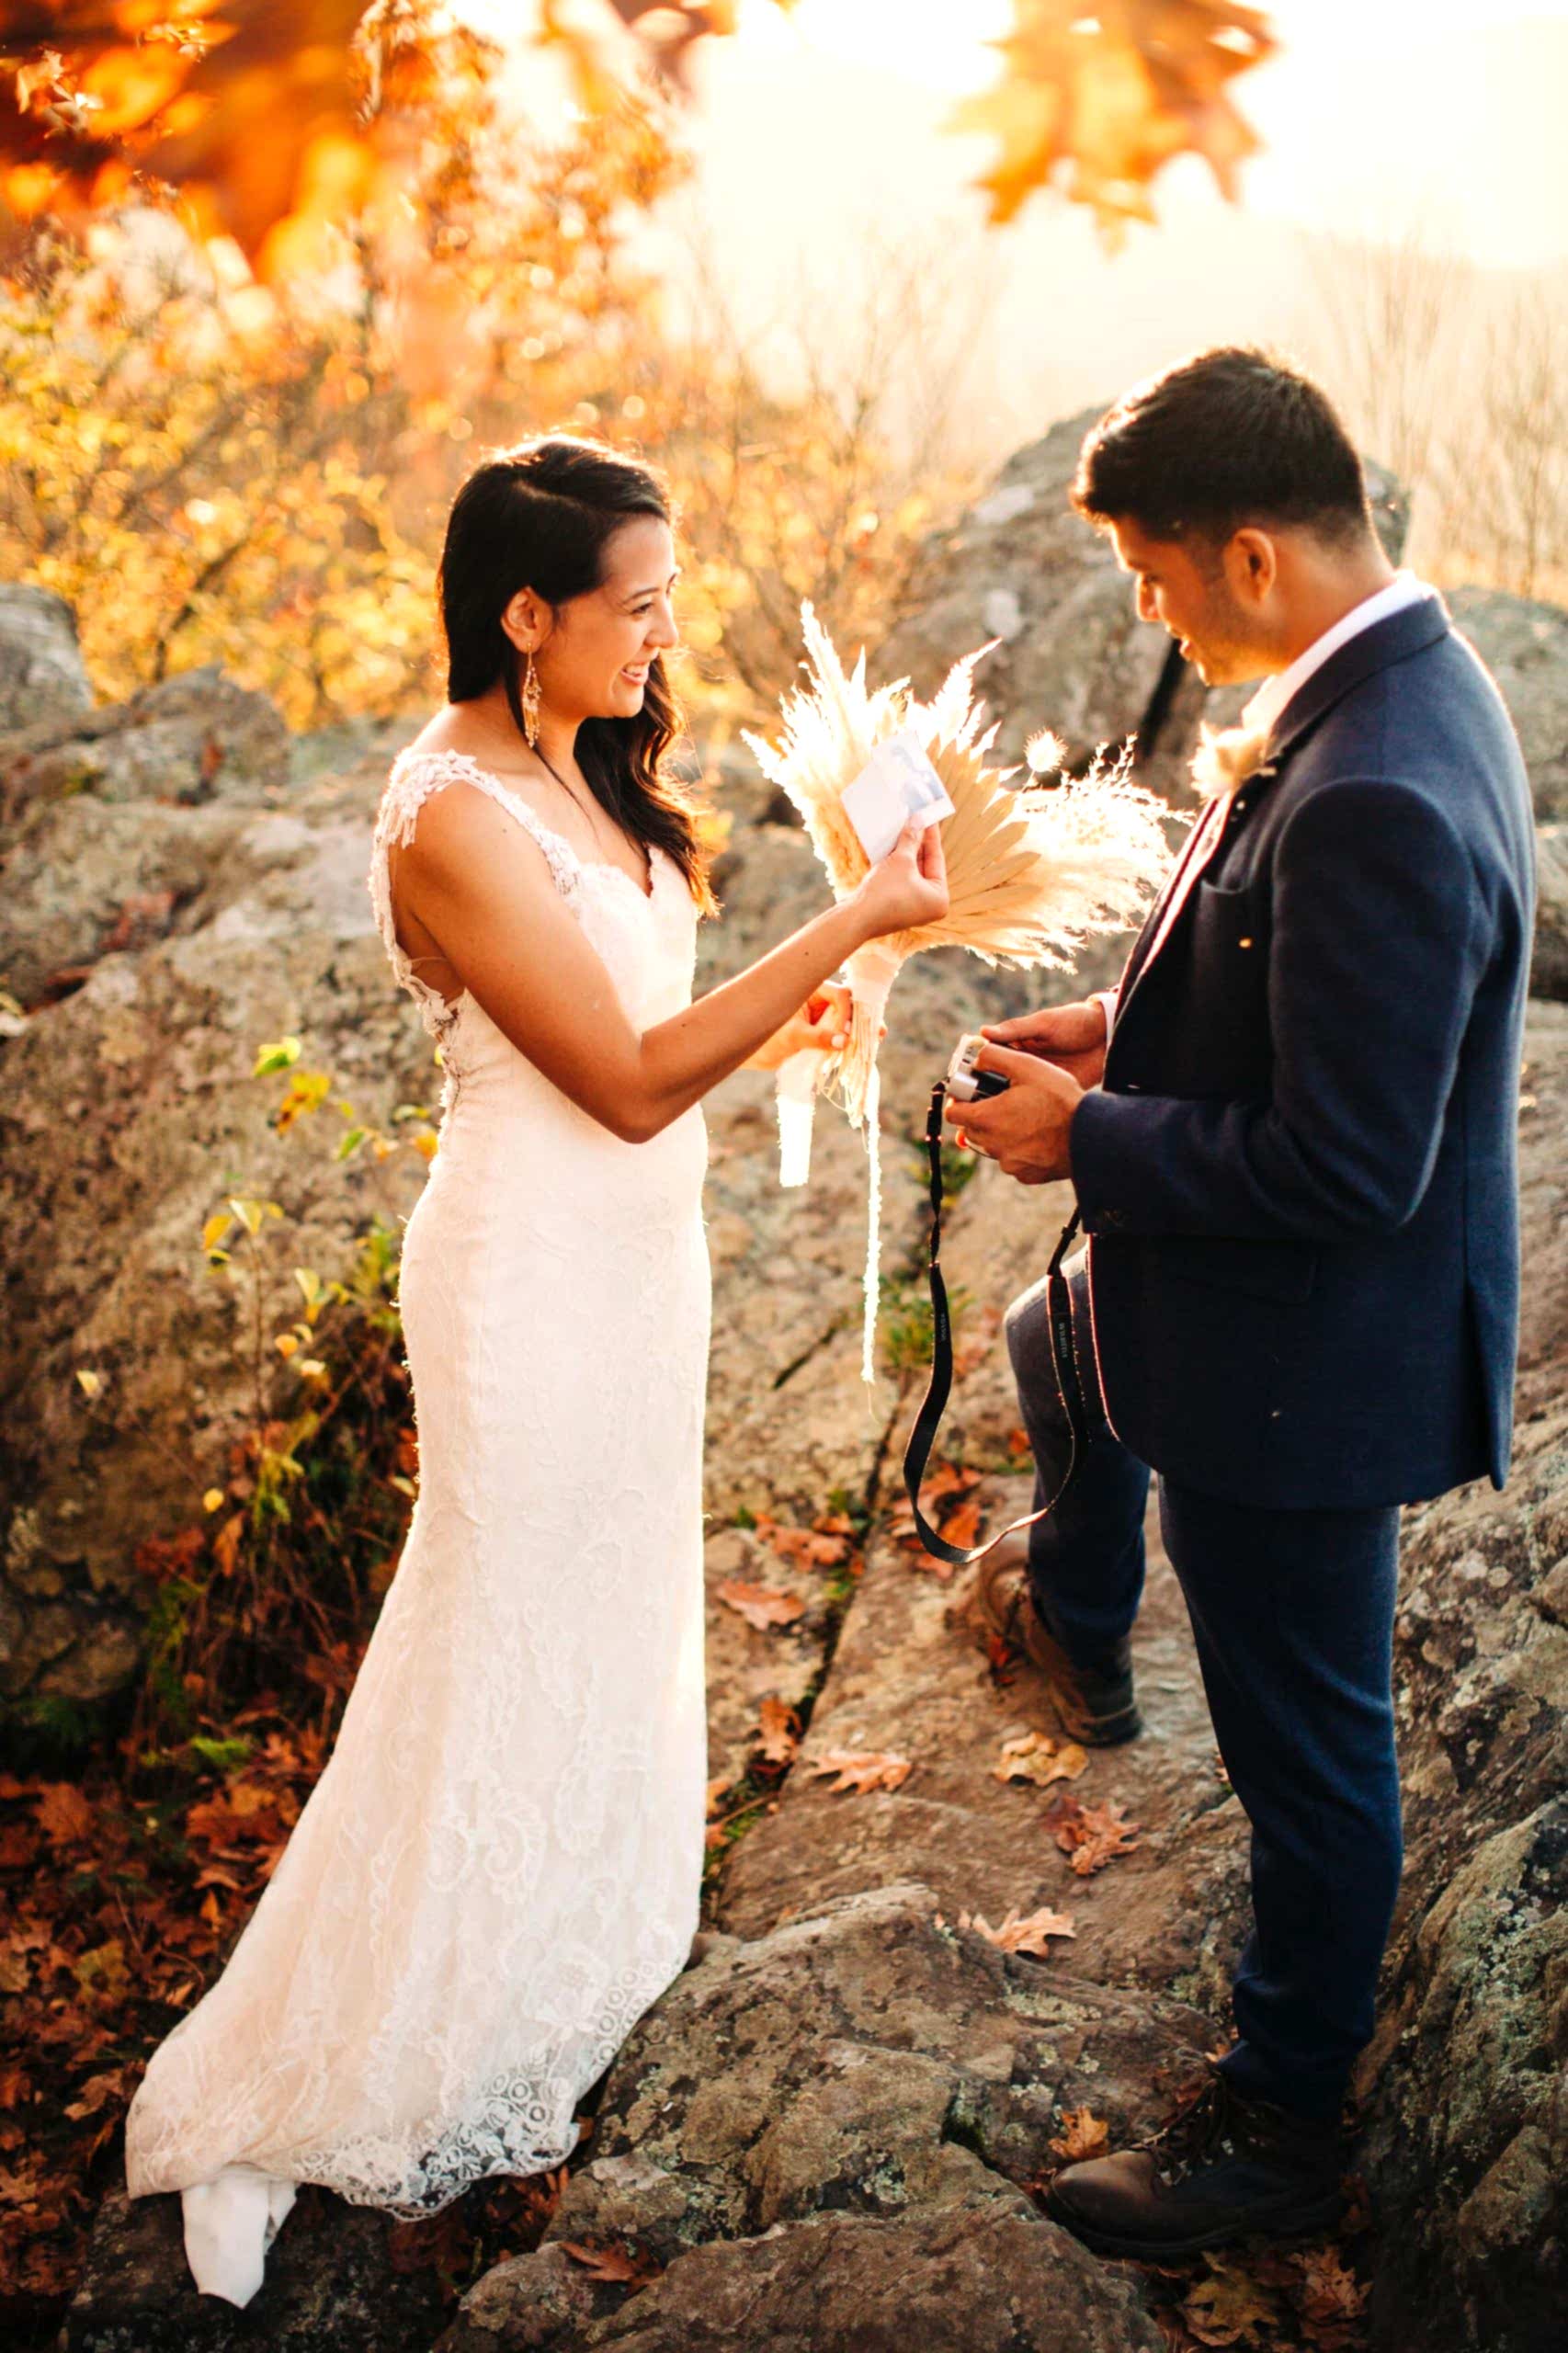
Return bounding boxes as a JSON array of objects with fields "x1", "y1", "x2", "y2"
[
  {"x1": 744, "y1": 983, "x2": 853, "y2": 1073},
  {"x1": 851, "y1": 818, "x2": 949, "y2": 941}
]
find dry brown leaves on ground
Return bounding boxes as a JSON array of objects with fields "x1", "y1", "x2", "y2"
[
  {"x1": 715, "y1": 1578, "x2": 806, "y2": 1632},
  {"x1": 958, "y1": 1903, "x2": 1076, "y2": 1957},
  {"x1": 801, "y1": 1749, "x2": 914, "y2": 1796},
  {"x1": 890, "y1": 1461, "x2": 983, "y2": 1578},
  {"x1": 1045, "y1": 1792, "x2": 1142, "y2": 1875},
  {"x1": 752, "y1": 1697, "x2": 801, "y2": 1770},
  {"x1": 992, "y1": 1730, "x2": 1090, "y2": 1787},
  {"x1": 558, "y1": 2235, "x2": 663, "y2": 2290},
  {"x1": 1141, "y1": 2238, "x2": 1374, "y2": 2353},
  {"x1": 752, "y1": 1513, "x2": 856, "y2": 1571},
  {"x1": 1049, "y1": 2105, "x2": 1109, "y2": 2162}
]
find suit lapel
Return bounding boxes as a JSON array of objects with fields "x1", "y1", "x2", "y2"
[{"x1": 1107, "y1": 593, "x2": 1452, "y2": 1037}]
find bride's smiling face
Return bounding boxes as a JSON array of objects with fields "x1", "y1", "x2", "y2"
[{"x1": 503, "y1": 515, "x2": 680, "y2": 723}]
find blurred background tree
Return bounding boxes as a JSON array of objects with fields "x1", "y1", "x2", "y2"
[{"x1": 0, "y1": 1, "x2": 1280, "y2": 725}]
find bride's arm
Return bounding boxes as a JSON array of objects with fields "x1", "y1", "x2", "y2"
[{"x1": 393, "y1": 782, "x2": 945, "y2": 1142}]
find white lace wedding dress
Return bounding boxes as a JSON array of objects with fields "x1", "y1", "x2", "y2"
[{"x1": 123, "y1": 746, "x2": 712, "y2": 2305}]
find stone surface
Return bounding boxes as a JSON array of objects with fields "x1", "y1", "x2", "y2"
[
  {"x1": 437, "y1": 1882, "x2": 1195, "y2": 2351},
  {"x1": 62, "y1": 2179, "x2": 447, "y2": 2352},
  {"x1": 1530, "y1": 821, "x2": 1568, "y2": 1000},
  {"x1": 1448, "y1": 586, "x2": 1568, "y2": 821},
  {"x1": 0, "y1": 583, "x2": 92, "y2": 734},
  {"x1": 0, "y1": 741, "x2": 431, "y2": 1703},
  {"x1": 1, "y1": 662, "x2": 290, "y2": 822},
  {"x1": 879, "y1": 404, "x2": 1408, "y2": 801},
  {"x1": 442, "y1": 2204, "x2": 1165, "y2": 2353},
  {"x1": 1348, "y1": 1007, "x2": 1568, "y2": 2352}
]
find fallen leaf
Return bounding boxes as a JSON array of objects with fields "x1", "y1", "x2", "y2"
[
  {"x1": 558, "y1": 2237, "x2": 661, "y2": 2285},
  {"x1": 993, "y1": 1731, "x2": 1090, "y2": 1787},
  {"x1": 1290, "y1": 2245, "x2": 1369, "y2": 2327},
  {"x1": 704, "y1": 1776, "x2": 731, "y2": 1820},
  {"x1": 1046, "y1": 1794, "x2": 1142, "y2": 1875},
  {"x1": 716, "y1": 1578, "x2": 805, "y2": 1632},
  {"x1": 951, "y1": 0, "x2": 1277, "y2": 243},
  {"x1": 938, "y1": 1496, "x2": 983, "y2": 1550},
  {"x1": 62, "y1": 2066, "x2": 133, "y2": 2121},
  {"x1": 1181, "y1": 2256, "x2": 1284, "y2": 2347},
  {"x1": 71, "y1": 1941, "x2": 131, "y2": 2005},
  {"x1": 33, "y1": 1784, "x2": 94, "y2": 1847},
  {"x1": 961, "y1": 1903, "x2": 1076, "y2": 1956},
  {"x1": 754, "y1": 1697, "x2": 800, "y2": 1768},
  {"x1": 1050, "y1": 2105, "x2": 1109, "y2": 2162},
  {"x1": 801, "y1": 1749, "x2": 913, "y2": 1796},
  {"x1": 754, "y1": 1516, "x2": 851, "y2": 1569}
]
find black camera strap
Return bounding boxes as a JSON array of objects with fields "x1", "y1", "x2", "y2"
[{"x1": 901, "y1": 1080, "x2": 1086, "y2": 1569}]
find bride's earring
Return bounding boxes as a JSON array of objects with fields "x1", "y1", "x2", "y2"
[{"x1": 521, "y1": 650, "x2": 541, "y2": 750}]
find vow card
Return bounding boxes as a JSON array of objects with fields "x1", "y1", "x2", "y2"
[{"x1": 841, "y1": 727, "x2": 956, "y2": 863}]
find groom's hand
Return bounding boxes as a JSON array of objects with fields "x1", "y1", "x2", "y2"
[
  {"x1": 980, "y1": 999, "x2": 1108, "y2": 1091},
  {"x1": 944, "y1": 1041, "x2": 1083, "y2": 1185}
]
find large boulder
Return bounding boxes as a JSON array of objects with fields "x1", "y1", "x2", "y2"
[
  {"x1": 0, "y1": 737, "x2": 431, "y2": 1704},
  {"x1": 1354, "y1": 1002, "x2": 1568, "y2": 2351},
  {"x1": 879, "y1": 404, "x2": 1409, "y2": 800},
  {"x1": 0, "y1": 583, "x2": 93, "y2": 734},
  {"x1": 0, "y1": 662, "x2": 290, "y2": 824},
  {"x1": 1528, "y1": 821, "x2": 1568, "y2": 1001},
  {"x1": 1447, "y1": 587, "x2": 1568, "y2": 821},
  {"x1": 436, "y1": 1882, "x2": 1192, "y2": 2353}
]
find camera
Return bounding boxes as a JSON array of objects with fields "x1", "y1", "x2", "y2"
[{"x1": 946, "y1": 1031, "x2": 1010, "y2": 1103}]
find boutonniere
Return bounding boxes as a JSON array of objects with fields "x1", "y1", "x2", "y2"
[{"x1": 1189, "y1": 717, "x2": 1276, "y2": 803}]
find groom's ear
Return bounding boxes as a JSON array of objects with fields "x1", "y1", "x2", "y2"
[{"x1": 1225, "y1": 527, "x2": 1278, "y2": 608}]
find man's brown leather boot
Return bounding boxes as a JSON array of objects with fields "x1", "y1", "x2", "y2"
[
  {"x1": 1047, "y1": 2068, "x2": 1346, "y2": 2259},
  {"x1": 974, "y1": 1532, "x2": 1142, "y2": 1745}
]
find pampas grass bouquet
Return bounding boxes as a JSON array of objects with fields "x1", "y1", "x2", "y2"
[{"x1": 744, "y1": 604, "x2": 1178, "y2": 1385}]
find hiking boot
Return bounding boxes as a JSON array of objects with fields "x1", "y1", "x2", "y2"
[
  {"x1": 974, "y1": 1534, "x2": 1142, "y2": 1745},
  {"x1": 1047, "y1": 2067, "x2": 1346, "y2": 2259}
]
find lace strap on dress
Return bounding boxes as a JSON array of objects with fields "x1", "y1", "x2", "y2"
[{"x1": 375, "y1": 748, "x2": 585, "y2": 900}]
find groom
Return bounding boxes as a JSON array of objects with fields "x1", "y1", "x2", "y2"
[{"x1": 950, "y1": 346, "x2": 1536, "y2": 2256}]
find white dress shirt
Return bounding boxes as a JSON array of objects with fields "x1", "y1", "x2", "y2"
[{"x1": 1095, "y1": 567, "x2": 1436, "y2": 1039}]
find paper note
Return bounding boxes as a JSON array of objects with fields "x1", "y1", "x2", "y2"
[{"x1": 842, "y1": 727, "x2": 957, "y2": 862}]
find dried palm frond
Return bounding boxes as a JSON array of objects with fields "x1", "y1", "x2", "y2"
[{"x1": 744, "y1": 603, "x2": 1179, "y2": 1381}]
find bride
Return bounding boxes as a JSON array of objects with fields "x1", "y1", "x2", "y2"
[{"x1": 122, "y1": 434, "x2": 946, "y2": 2306}]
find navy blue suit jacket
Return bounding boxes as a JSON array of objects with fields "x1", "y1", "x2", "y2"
[{"x1": 1069, "y1": 593, "x2": 1537, "y2": 1509}]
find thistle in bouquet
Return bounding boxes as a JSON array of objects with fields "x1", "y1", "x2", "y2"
[{"x1": 744, "y1": 602, "x2": 1179, "y2": 1379}]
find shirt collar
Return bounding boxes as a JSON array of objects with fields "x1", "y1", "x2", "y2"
[{"x1": 1242, "y1": 570, "x2": 1433, "y2": 740}]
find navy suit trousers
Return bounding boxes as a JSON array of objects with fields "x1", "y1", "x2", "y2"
[{"x1": 1006, "y1": 1265, "x2": 1403, "y2": 2121}]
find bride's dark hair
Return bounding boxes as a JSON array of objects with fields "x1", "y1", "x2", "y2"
[{"x1": 438, "y1": 435, "x2": 715, "y2": 914}]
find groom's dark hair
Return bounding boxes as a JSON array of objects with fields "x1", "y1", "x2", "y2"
[{"x1": 1071, "y1": 347, "x2": 1373, "y2": 551}]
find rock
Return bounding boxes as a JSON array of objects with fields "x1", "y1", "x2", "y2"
[
  {"x1": 0, "y1": 731, "x2": 431, "y2": 1705},
  {"x1": 879, "y1": 405, "x2": 1408, "y2": 803},
  {"x1": 1448, "y1": 587, "x2": 1568, "y2": 821},
  {"x1": 62, "y1": 2180, "x2": 447, "y2": 2352},
  {"x1": 454, "y1": 2205, "x2": 1165, "y2": 2353},
  {"x1": 547, "y1": 1883, "x2": 1214, "y2": 2247},
  {"x1": 0, "y1": 583, "x2": 92, "y2": 733},
  {"x1": 1, "y1": 662, "x2": 290, "y2": 823},
  {"x1": 437, "y1": 2239, "x2": 631, "y2": 2350},
  {"x1": 877, "y1": 408, "x2": 1174, "y2": 780},
  {"x1": 435, "y1": 1883, "x2": 1197, "y2": 2348},
  {"x1": 1352, "y1": 1002, "x2": 1568, "y2": 2351},
  {"x1": 1530, "y1": 821, "x2": 1568, "y2": 1000}
]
